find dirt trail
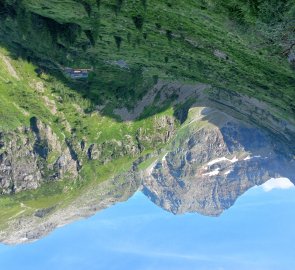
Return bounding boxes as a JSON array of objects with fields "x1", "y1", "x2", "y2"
[{"x1": 0, "y1": 53, "x2": 20, "y2": 80}]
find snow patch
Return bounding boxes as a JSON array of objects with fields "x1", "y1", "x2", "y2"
[
  {"x1": 207, "y1": 156, "x2": 238, "y2": 166},
  {"x1": 146, "y1": 161, "x2": 158, "y2": 175},
  {"x1": 162, "y1": 153, "x2": 168, "y2": 162},
  {"x1": 224, "y1": 170, "x2": 233, "y2": 175},
  {"x1": 203, "y1": 168, "x2": 220, "y2": 176},
  {"x1": 231, "y1": 156, "x2": 238, "y2": 163},
  {"x1": 244, "y1": 155, "x2": 268, "y2": 161}
]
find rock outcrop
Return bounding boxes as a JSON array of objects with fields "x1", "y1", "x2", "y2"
[
  {"x1": 0, "y1": 128, "x2": 42, "y2": 193},
  {"x1": 0, "y1": 118, "x2": 79, "y2": 194}
]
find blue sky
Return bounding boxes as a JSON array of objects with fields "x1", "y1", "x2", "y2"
[{"x1": 0, "y1": 180, "x2": 295, "y2": 270}]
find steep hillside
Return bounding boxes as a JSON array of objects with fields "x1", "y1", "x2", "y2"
[{"x1": 0, "y1": 0, "x2": 294, "y2": 114}]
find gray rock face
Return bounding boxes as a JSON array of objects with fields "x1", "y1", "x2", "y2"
[
  {"x1": 141, "y1": 107, "x2": 295, "y2": 216},
  {"x1": 213, "y1": 49, "x2": 228, "y2": 60},
  {"x1": 0, "y1": 118, "x2": 79, "y2": 194},
  {"x1": 0, "y1": 128, "x2": 41, "y2": 193}
]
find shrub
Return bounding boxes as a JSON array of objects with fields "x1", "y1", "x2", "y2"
[
  {"x1": 166, "y1": 30, "x2": 173, "y2": 41},
  {"x1": 132, "y1": 15, "x2": 144, "y2": 30},
  {"x1": 127, "y1": 32, "x2": 131, "y2": 44},
  {"x1": 155, "y1": 23, "x2": 161, "y2": 29},
  {"x1": 85, "y1": 30, "x2": 96, "y2": 46},
  {"x1": 141, "y1": 0, "x2": 147, "y2": 10},
  {"x1": 114, "y1": 35, "x2": 123, "y2": 50}
]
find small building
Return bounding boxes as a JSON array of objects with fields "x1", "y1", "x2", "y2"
[{"x1": 64, "y1": 67, "x2": 92, "y2": 79}]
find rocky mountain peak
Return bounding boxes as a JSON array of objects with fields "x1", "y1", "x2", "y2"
[{"x1": 141, "y1": 107, "x2": 295, "y2": 216}]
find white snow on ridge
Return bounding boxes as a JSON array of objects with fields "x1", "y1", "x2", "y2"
[
  {"x1": 203, "y1": 168, "x2": 220, "y2": 176},
  {"x1": 207, "y1": 156, "x2": 238, "y2": 166},
  {"x1": 202, "y1": 156, "x2": 238, "y2": 176},
  {"x1": 162, "y1": 152, "x2": 168, "y2": 162},
  {"x1": 147, "y1": 161, "x2": 158, "y2": 175},
  {"x1": 261, "y1": 178, "x2": 294, "y2": 192},
  {"x1": 207, "y1": 157, "x2": 227, "y2": 166},
  {"x1": 231, "y1": 156, "x2": 238, "y2": 163},
  {"x1": 224, "y1": 170, "x2": 233, "y2": 175},
  {"x1": 243, "y1": 155, "x2": 269, "y2": 161}
]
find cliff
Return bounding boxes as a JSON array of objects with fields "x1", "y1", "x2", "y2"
[{"x1": 0, "y1": 119, "x2": 79, "y2": 194}]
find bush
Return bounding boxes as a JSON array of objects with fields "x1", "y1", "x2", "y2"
[
  {"x1": 141, "y1": 0, "x2": 147, "y2": 10},
  {"x1": 114, "y1": 35, "x2": 122, "y2": 50},
  {"x1": 155, "y1": 23, "x2": 161, "y2": 29},
  {"x1": 132, "y1": 15, "x2": 144, "y2": 30},
  {"x1": 166, "y1": 30, "x2": 173, "y2": 41}
]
